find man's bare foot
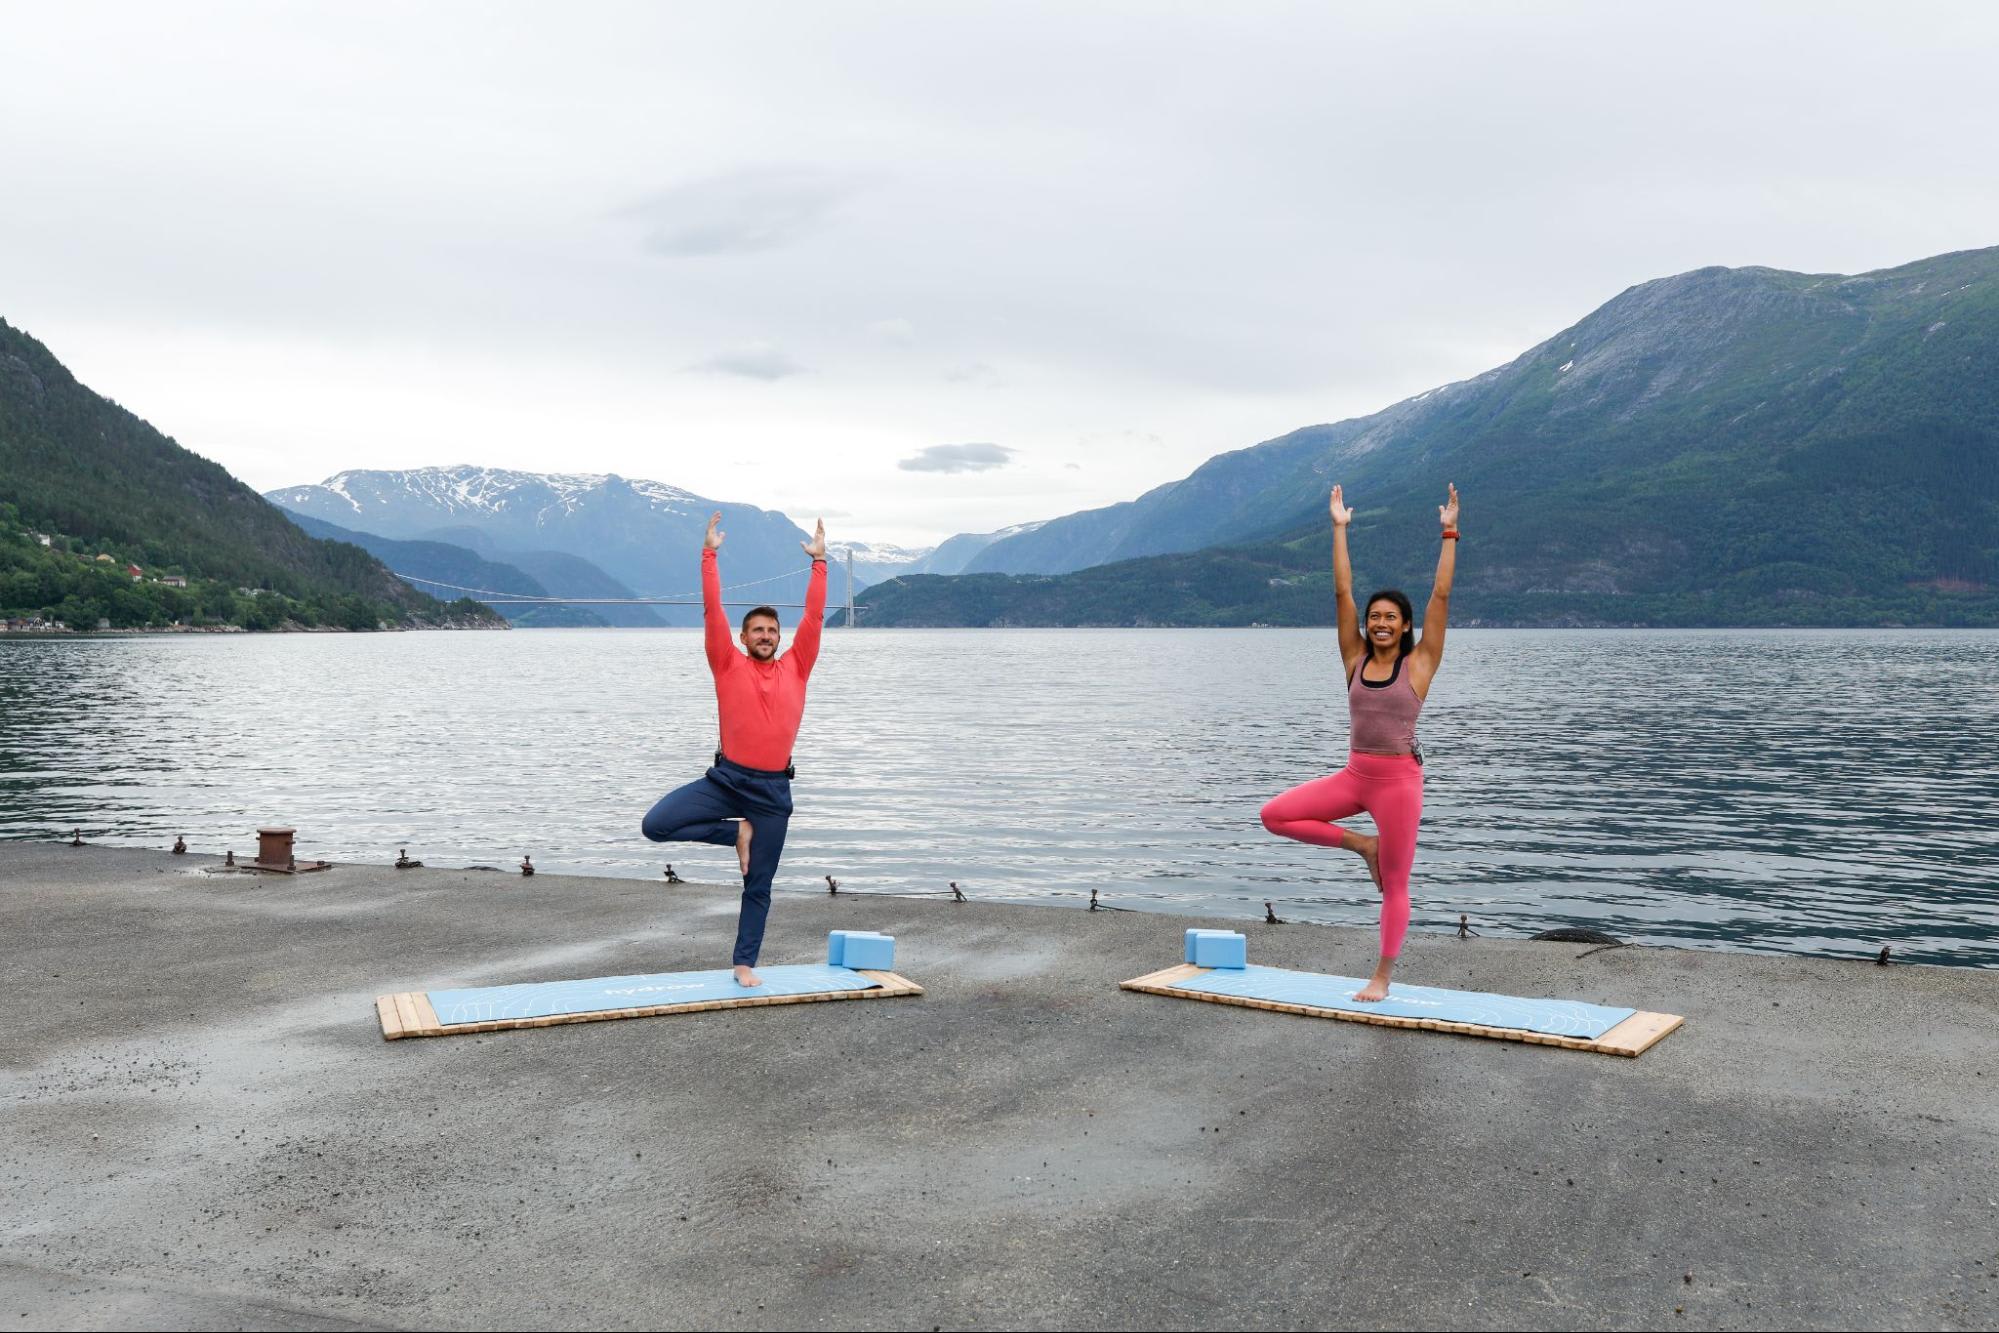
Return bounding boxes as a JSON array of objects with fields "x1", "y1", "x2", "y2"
[
  {"x1": 736, "y1": 819, "x2": 753, "y2": 876},
  {"x1": 733, "y1": 965, "x2": 762, "y2": 988},
  {"x1": 1350, "y1": 833, "x2": 1383, "y2": 893}
]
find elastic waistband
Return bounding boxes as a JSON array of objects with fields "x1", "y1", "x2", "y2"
[
  {"x1": 714, "y1": 753, "x2": 794, "y2": 781},
  {"x1": 1345, "y1": 750, "x2": 1422, "y2": 778}
]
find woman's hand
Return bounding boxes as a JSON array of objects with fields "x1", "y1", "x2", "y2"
[
  {"x1": 1330, "y1": 485, "x2": 1353, "y2": 528},
  {"x1": 1438, "y1": 483, "x2": 1460, "y2": 532}
]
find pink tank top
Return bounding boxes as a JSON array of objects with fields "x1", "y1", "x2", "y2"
[{"x1": 1348, "y1": 652, "x2": 1422, "y2": 755}]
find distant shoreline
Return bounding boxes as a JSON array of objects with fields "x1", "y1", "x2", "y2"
[
  {"x1": 10, "y1": 622, "x2": 1998, "y2": 637},
  {"x1": 0, "y1": 620, "x2": 507, "y2": 638}
]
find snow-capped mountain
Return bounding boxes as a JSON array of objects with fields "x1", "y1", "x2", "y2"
[
  {"x1": 267, "y1": 466, "x2": 815, "y2": 627},
  {"x1": 267, "y1": 467, "x2": 707, "y2": 533},
  {"x1": 268, "y1": 465, "x2": 1071, "y2": 622},
  {"x1": 831, "y1": 540, "x2": 937, "y2": 587}
]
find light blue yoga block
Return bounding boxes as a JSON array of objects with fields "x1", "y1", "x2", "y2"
[
  {"x1": 1192, "y1": 931, "x2": 1248, "y2": 970},
  {"x1": 1185, "y1": 928, "x2": 1236, "y2": 963},
  {"x1": 841, "y1": 932, "x2": 895, "y2": 971},
  {"x1": 827, "y1": 930, "x2": 854, "y2": 966}
]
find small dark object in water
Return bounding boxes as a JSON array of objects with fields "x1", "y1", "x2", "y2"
[
  {"x1": 950, "y1": 881, "x2": 966, "y2": 903},
  {"x1": 1264, "y1": 901, "x2": 1285, "y2": 925},
  {"x1": 1457, "y1": 913, "x2": 1479, "y2": 939},
  {"x1": 825, "y1": 874, "x2": 840, "y2": 895},
  {"x1": 70, "y1": 829, "x2": 84, "y2": 847},
  {"x1": 1089, "y1": 888, "x2": 1102, "y2": 911},
  {"x1": 520, "y1": 855, "x2": 535, "y2": 877},
  {"x1": 395, "y1": 849, "x2": 422, "y2": 869},
  {"x1": 1531, "y1": 927, "x2": 1623, "y2": 945},
  {"x1": 224, "y1": 849, "x2": 235, "y2": 867},
  {"x1": 172, "y1": 835, "x2": 187, "y2": 855},
  {"x1": 1876, "y1": 945, "x2": 1892, "y2": 966},
  {"x1": 664, "y1": 864, "x2": 683, "y2": 884}
]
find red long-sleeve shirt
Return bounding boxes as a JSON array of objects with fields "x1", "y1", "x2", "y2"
[{"x1": 703, "y1": 550, "x2": 827, "y2": 771}]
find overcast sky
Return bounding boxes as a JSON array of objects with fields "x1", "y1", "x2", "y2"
[{"x1": 4, "y1": 2, "x2": 1995, "y2": 546}]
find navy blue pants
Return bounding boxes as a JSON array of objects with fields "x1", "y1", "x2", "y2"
[{"x1": 641, "y1": 759, "x2": 793, "y2": 967}]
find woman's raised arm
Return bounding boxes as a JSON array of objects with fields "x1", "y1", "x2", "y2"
[
  {"x1": 1410, "y1": 484, "x2": 1459, "y2": 694},
  {"x1": 1331, "y1": 486, "x2": 1364, "y2": 674}
]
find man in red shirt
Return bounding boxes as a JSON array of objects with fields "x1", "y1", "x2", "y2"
[{"x1": 642, "y1": 511, "x2": 828, "y2": 986}]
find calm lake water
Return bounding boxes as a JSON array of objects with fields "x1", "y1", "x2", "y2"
[{"x1": 3, "y1": 628, "x2": 1996, "y2": 966}]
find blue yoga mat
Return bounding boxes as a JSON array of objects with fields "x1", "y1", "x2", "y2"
[
  {"x1": 1171, "y1": 964, "x2": 1636, "y2": 1040},
  {"x1": 428, "y1": 963, "x2": 882, "y2": 1027}
]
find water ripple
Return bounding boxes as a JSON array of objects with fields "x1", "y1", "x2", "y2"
[{"x1": 2, "y1": 628, "x2": 1995, "y2": 966}]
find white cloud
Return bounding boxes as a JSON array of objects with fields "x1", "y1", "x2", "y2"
[
  {"x1": 898, "y1": 443, "x2": 1016, "y2": 474},
  {"x1": 622, "y1": 167, "x2": 865, "y2": 258},
  {"x1": 690, "y1": 343, "x2": 807, "y2": 380}
]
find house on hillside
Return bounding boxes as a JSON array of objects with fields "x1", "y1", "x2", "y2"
[
  {"x1": 159, "y1": 575, "x2": 188, "y2": 588},
  {"x1": 28, "y1": 532, "x2": 51, "y2": 547},
  {"x1": 126, "y1": 564, "x2": 144, "y2": 581},
  {"x1": 94, "y1": 553, "x2": 114, "y2": 564}
]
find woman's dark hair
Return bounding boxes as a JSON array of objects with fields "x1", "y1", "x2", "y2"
[
  {"x1": 1363, "y1": 589, "x2": 1416, "y2": 658},
  {"x1": 741, "y1": 605, "x2": 781, "y2": 631}
]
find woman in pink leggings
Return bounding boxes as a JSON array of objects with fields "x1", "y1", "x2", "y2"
[{"x1": 1260, "y1": 482, "x2": 1459, "y2": 1002}]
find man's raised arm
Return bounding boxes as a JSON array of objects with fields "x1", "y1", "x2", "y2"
[
  {"x1": 788, "y1": 519, "x2": 829, "y2": 678},
  {"x1": 702, "y1": 511, "x2": 734, "y2": 674}
]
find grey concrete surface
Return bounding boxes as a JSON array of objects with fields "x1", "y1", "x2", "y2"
[{"x1": 2, "y1": 842, "x2": 1995, "y2": 1332}]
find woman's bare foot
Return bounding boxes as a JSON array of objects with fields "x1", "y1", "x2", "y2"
[
  {"x1": 1349, "y1": 832, "x2": 1384, "y2": 893},
  {"x1": 736, "y1": 819, "x2": 753, "y2": 876},
  {"x1": 733, "y1": 965, "x2": 762, "y2": 987},
  {"x1": 1353, "y1": 960, "x2": 1395, "y2": 1003}
]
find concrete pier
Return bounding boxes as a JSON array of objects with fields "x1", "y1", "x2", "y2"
[{"x1": 2, "y1": 843, "x2": 1994, "y2": 1330}]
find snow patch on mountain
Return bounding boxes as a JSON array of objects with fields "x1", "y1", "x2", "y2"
[{"x1": 834, "y1": 541, "x2": 933, "y2": 566}]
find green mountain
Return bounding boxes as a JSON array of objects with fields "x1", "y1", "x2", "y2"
[
  {"x1": 0, "y1": 318, "x2": 502, "y2": 631},
  {"x1": 865, "y1": 246, "x2": 1999, "y2": 627}
]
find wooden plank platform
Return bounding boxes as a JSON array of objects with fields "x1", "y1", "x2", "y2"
[
  {"x1": 377, "y1": 969, "x2": 923, "y2": 1040},
  {"x1": 1120, "y1": 963, "x2": 1682, "y2": 1057}
]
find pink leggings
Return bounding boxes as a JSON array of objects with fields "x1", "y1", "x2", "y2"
[{"x1": 1259, "y1": 752, "x2": 1424, "y2": 958}]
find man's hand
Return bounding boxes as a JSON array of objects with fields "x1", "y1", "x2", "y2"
[
  {"x1": 705, "y1": 511, "x2": 724, "y2": 551},
  {"x1": 1330, "y1": 485, "x2": 1353, "y2": 528},
  {"x1": 802, "y1": 518, "x2": 826, "y2": 560}
]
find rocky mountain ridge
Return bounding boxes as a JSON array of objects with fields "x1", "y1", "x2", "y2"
[{"x1": 864, "y1": 245, "x2": 1999, "y2": 626}]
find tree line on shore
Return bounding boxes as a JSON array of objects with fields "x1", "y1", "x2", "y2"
[{"x1": 0, "y1": 502, "x2": 488, "y2": 631}]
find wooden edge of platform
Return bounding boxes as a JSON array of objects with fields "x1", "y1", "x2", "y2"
[
  {"x1": 1118, "y1": 969, "x2": 1685, "y2": 1058},
  {"x1": 1119, "y1": 962, "x2": 1204, "y2": 990},
  {"x1": 855, "y1": 969, "x2": 925, "y2": 996},
  {"x1": 1591, "y1": 1010, "x2": 1684, "y2": 1057},
  {"x1": 378, "y1": 971, "x2": 923, "y2": 1040},
  {"x1": 392, "y1": 991, "x2": 423, "y2": 1040},
  {"x1": 410, "y1": 992, "x2": 444, "y2": 1037}
]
